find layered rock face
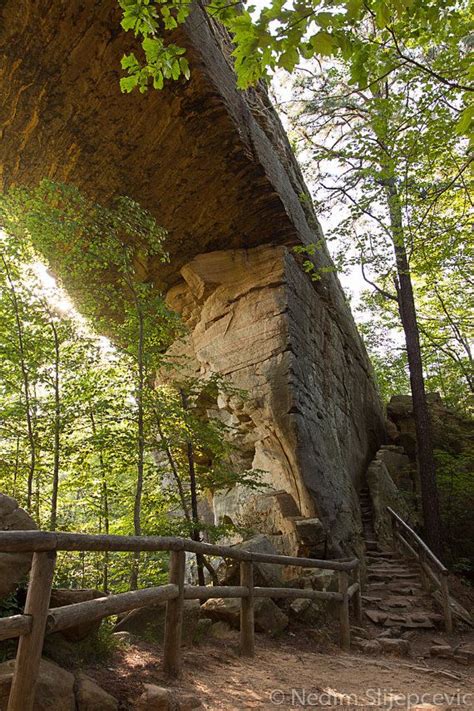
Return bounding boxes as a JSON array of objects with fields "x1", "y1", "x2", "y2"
[
  {"x1": 167, "y1": 246, "x2": 384, "y2": 554},
  {"x1": 0, "y1": 0, "x2": 384, "y2": 553}
]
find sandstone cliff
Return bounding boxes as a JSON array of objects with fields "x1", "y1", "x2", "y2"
[{"x1": 0, "y1": 0, "x2": 384, "y2": 553}]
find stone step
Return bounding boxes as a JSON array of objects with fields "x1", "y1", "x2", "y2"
[
  {"x1": 396, "y1": 586, "x2": 424, "y2": 595},
  {"x1": 364, "y1": 609, "x2": 442, "y2": 629},
  {"x1": 368, "y1": 564, "x2": 415, "y2": 572},
  {"x1": 366, "y1": 551, "x2": 400, "y2": 559},
  {"x1": 366, "y1": 583, "x2": 422, "y2": 595},
  {"x1": 362, "y1": 595, "x2": 383, "y2": 604},
  {"x1": 368, "y1": 569, "x2": 418, "y2": 577},
  {"x1": 366, "y1": 556, "x2": 404, "y2": 564},
  {"x1": 368, "y1": 572, "x2": 419, "y2": 582},
  {"x1": 376, "y1": 596, "x2": 416, "y2": 609}
]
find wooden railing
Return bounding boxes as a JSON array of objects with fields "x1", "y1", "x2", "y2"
[
  {"x1": 0, "y1": 530, "x2": 362, "y2": 711},
  {"x1": 387, "y1": 506, "x2": 453, "y2": 633}
]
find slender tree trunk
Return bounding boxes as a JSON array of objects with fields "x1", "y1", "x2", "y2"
[
  {"x1": 12, "y1": 434, "x2": 20, "y2": 498},
  {"x1": 156, "y1": 411, "x2": 218, "y2": 585},
  {"x1": 130, "y1": 306, "x2": 145, "y2": 590},
  {"x1": 1, "y1": 254, "x2": 36, "y2": 510},
  {"x1": 50, "y1": 321, "x2": 60, "y2": 531},
  {"x1": 180, "y1": 390, "x2": 206, "y2": 587},
  {"x1": 155, "y1": 414, "x2": 191, "y2": 520},
  {"x1": 386, "y1": 181, "x2": 442, "y2": 556},
  {"x1": 89, "y1": 409, "x2": 110, "y2": 592}
]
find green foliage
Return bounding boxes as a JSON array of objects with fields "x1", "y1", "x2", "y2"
[
  {"x1": 435, "y1": 445, "x2": 474, "y2": 566},
  {"x1": 0, "y1": 182, "x2": 266, "y2": 589},
  {"x1": 116, "y1": 0, "x2": 473, "y2": 141},
  {"x1": 152, "y1": 375, "x2": 265, "y2": 537},
  {"x1": 118, "y1": 0, "x2": 190, "y2": 92},
  {"x1": 292, "y1": 242, "x2": 337, "y2": 282},
  {"x1": 286, "y1": 35, "x2": 472, "y2": 414}
]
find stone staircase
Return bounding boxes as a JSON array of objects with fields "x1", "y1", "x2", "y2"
[{"x1": 359, "y1": 485, "x2": 443, "y2": 634}]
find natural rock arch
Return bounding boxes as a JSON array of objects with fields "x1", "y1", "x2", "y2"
[{"x1": 0, "y1": 0, "x2": 384, "y2": 554}]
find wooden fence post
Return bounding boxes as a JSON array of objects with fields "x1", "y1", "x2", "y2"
[
  {"x1": 440, "y1": 570, "x2": 453, "y2": 634},
  {"x1": 338, "y1": 570, "x2": 350, "y2": 651},
  {"x1": 163, "y1": 549, "x2": 185, "y2": 677},
  {"x1": 7, "y1": 550, "x2": 56, "y2": 711},
  {"x1": 240, "y1": 561, "x2": 254, "y2": 657}
]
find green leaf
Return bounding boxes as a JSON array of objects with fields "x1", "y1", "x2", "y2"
[
  {"x1": 121, "y1": 53, "x2": 139, "y2": 71},
  {"x1": 179, "y1": 57, "x2": 190, "y2": 81},
  {"x1": 278, "y1": 47, "x2": 299, "y2": 71},
  {"x1": 120, "y1": 75, "x2": 139, "y2": 93},
  {"x1": 152, "y1": 70, "x2": 164, "y2": 90},
  {"x1": 121, "y1": 15, "x2": 137, "y2": 32},
  {"x1": 455, "y1": 105, "x2": 473, "y2": 136},
  {"x1": 375, "y1": 1, "x2": 391, "y2": 28},
  {"x1": 309, "y1": 31, "x2": 335, "y2": 56}
]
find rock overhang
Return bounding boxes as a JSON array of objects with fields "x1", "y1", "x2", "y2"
[{"x1": 0, "y1": 0, "x2": 324, "y2": 292}]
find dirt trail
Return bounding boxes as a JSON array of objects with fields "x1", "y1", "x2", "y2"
[{"x1": 85, "y1": 630, "x2": 474, "y2": 709}]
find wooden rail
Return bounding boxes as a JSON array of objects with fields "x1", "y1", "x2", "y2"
[
  {"x1": 0, "y1": 530, "x2": 361, "y2": 711},
  {"x1": 387, "y1": 506, "x2": 453, "y2": 633}
]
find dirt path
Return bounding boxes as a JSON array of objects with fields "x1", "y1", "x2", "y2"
[{"x1": 84, "y1": 630, "x2": 474, "y2": 709}]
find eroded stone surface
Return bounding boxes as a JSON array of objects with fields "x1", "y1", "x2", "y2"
[
  {"x1": 167, "y1": 246, "x2": 383, "y2": 554},
  {"x1": 365, "y1": 458, "x2": 411, "y2": 544}
]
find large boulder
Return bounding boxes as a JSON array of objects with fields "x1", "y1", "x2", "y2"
[
  {"x1": 49, "y1": 588, "x2": 104, "y2": 641},
  {"x1": 219, "y1": 534, "x2": 283, "y2": 588},
  {"x1": 201, "y1": 596, "x2": 288, "y2": 635},
  {"x1": 0, "y1": 658, "x2": 75, "y2": 710},
  {"x1": 291, "y1": 568, "x2": 337, "y2": 593},
  {"x1": 114, "y1": 599, "x2": 200, "y2": 644},
  {"x1": 75, "y1": 672, "x2": 118, "y2": 711},
  {"x1": 0, "y1": 493, "x2": 37, "y2": 600}
]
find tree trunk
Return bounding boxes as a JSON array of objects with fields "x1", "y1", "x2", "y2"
[
  {"x1": 156, "y1": 411, "x2": 217, "y2": 585},
  {"x1": 180, "y1": 390, "x2": 206, "y2": 587},
  {"x1": 386, "y1": 181, "x2": 442, "y2": 556},
  {"x1": 130, "y1": 306, "x2": 145, "y2": 590},
  {"x1": 89, "y1": 409, "x2": 109, "y2": 592},
  {"x1": 50, "y1": 321, "x2": 60, "y2": 531}
]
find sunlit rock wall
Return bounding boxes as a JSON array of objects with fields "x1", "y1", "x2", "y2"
[{"x1": 166, "y1": 245, "x2": 384, "y2": 555}]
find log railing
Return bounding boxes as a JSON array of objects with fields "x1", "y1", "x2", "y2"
[
  {"x1": 0, "y1": 530, "x2": 362, "y2": 711},
  {"x1": 387, "y1": 506, "x2": 453, "y2": 633}
]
